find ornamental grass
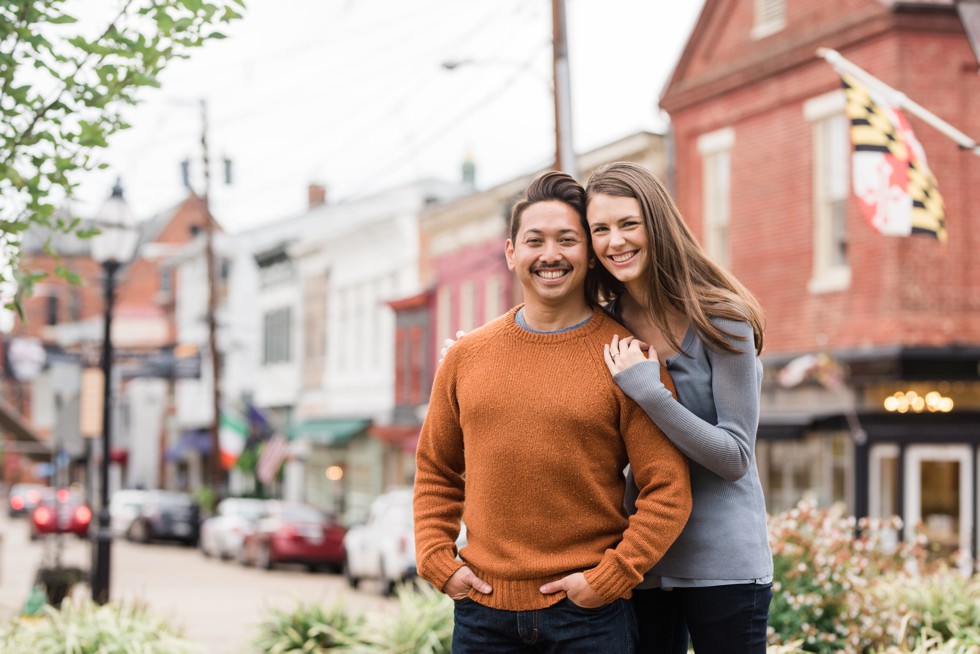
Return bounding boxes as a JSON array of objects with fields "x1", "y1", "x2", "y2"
[{"x1": 0, "y1": 599, "x2": 200, "y2": 654}]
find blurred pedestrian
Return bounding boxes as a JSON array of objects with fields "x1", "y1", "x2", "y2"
[
  {"x1": 413, "y1": 170, "x2": 692, "y2": 654},
  {"x1": 586, "y1": 161, "x2": 773, "y2": 654}
]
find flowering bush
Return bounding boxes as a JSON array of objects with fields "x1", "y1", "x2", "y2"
[{"x1": 766, "y1": 499, "x2": 980, "y2": 653}]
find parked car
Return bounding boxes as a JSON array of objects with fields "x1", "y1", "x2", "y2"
[
  {"x1": 126, "y1": 491, "x2": 201, "y2": 546},
  {"x1": 199, "y1": 497, "x2": 266, "y2": 560},
  {"x1": 30, "y1": 488, "x2": 92, "y2": 540},
  {"x1": 239, "y1": 501, "x2": 346, "y2": 572},
  {"x1": 343, "y1": 488, "x2": 467, "y2": 595},
  {"x1": 8, "y1": 482, "x2": 50, "y2": 518},
  {"x1": 109, "y1": 489, "x2": 151, "y2": 537},
  {"x1": 343, "y1": 488, "x2": 415, "y2": 594}
]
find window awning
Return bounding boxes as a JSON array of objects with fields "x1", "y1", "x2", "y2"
[
  {"x1": 289, "y1": 418, "x2": 369, "y2": 446},
  {"x1": 0, "y1": 398, "x2": 43, "y2": 445},
  {"x1": 370, "y1": 424, "x2": 421, "y2": 453}
]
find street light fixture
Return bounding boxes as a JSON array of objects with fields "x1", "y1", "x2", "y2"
[
  {"x1": 90, "y1": 178, "x2": 139, "y2": 605},
  {"x1": 440, "y1": 0, "x2": 577, "y2": 177}
]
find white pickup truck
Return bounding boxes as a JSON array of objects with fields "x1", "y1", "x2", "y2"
[{"x1": 342, "y1": 487, "x2": 467, "y2": 595}]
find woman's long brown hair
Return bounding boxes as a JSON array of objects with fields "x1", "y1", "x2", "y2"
[{"x1": 585, "y1": 162, "x2": 764, "y2": 355}]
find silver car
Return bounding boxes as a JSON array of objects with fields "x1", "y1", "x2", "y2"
[{"x1": 199, "y1": 497, "x2": 267, "y2": 560}]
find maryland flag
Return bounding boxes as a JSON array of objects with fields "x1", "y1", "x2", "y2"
[{"x1": 840, "y1": 73, "x2": 947, "y2": 242}]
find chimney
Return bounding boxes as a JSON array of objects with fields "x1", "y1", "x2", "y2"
[{"x1": 308, "y1": 183, "x2": 327, "y2": 209}]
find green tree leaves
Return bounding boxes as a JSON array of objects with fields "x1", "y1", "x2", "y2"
[{"x1": 0, "y1": 0, "x2": 245, "y2": 309}]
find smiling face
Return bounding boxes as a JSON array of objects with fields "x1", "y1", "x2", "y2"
[
  {"x1": 586, "y1": 193, "x2": 649, "y2": 287},
  {"x1": 505, "y1": 200, "x2": 592, "y2": 310}
]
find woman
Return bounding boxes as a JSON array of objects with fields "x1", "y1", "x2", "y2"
[{"x1": 585, "y1": 161, "x2": 772, "y2": 654}]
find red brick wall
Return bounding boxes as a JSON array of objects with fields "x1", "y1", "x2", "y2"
[
  {"x1": 13, "y1": 194, "x2": 210, "y2": 344},
  {"x1": 665, "y1": 2, "x2": 980, "y2": 355}
]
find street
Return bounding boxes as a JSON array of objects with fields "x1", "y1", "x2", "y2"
[{"x1": 0, "y1": 511, "x2": 396, "y2": 653}]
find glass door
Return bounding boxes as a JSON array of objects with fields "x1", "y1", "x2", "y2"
[{"x1": 904, "y1": 445, "x2": 973, "y2": 559}]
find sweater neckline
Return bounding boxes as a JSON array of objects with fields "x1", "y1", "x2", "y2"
[{"x1": 503, "y1": 305, "x2": 606, "y2": 344}]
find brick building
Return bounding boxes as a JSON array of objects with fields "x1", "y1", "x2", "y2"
[
  {"x1": 661, "y1": 0, "x2": 980, "y2": 556},
  {"x1": 2, "y1": 192, "x2": 215, "y2": 489}
]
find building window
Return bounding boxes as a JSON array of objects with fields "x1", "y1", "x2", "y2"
[
  {"x1": 217, "y1": 258, "x2": 232, "y2": 302},
  {"x1": 409, "y1": 325, "x2": 423, "y2": 404},
  {"x1": 303, "y1": 273, "x2": 327, "y2": 387},
  {"x1": 259, "y1": 258, "x2": 294, "y2": 289},
  {"x1": 262, "y1": 307, "x2": 292, "y2": 364},
  {"x1": 395, "y1": 327, "x2": 409, "y2": 404},
  {"x1": 159, "y1": 269, "x2": 172, "y2": 296},
  {"x1": 46, "y1": 294, "x2": 59, "y2": 326},
  {"x1": 335, "y1": 287, "x2": 349, "y2": 371},
  {"x1": 436, "y1": 286, "x2": 452, "y2": 351},
  {"x1": 762, "y1": 432, "x2": 853, "y2": 514},
  {"x1": 869, "y1": 444, "x2": 900, "y2": 519},
  {"x1": 698, "y1": 127, "x2": 734, "y2": 269},
  {"x1": 484, "y1": 275, "x2": 502, "y2": 323},
  {"x1": 805, "y1": 90, "x2": 851, "y2": 294},
  {"x1": 69, "y1": 286, "x2": 81, "y2": 321},
  {"x1": 459, "y1": 281, "x2": 475, "y2": 332},
  {"x1": 752, "y1": 0, "x2": 785, "y2": 39}
]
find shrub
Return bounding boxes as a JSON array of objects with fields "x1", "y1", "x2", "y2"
[
  {"x1": 766, "y1": 499, "x2": 932, "y2": 653},
  {"x1": 252, "y1": 601, "x2": 365, "y2": 653},
  {"x1": 356, "y1": 582, "x2": 453, "y2": 654},
  {"x1": 0, "y1": 599, "x2": 200, "y2": 653},
  {"x1": 873, "y1": 569, "x2": 980, "y2": 650}
]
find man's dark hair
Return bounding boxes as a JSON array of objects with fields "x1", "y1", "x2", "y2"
[{"x1": 509, "y1": 171, "x2": 587, "y2": 243}]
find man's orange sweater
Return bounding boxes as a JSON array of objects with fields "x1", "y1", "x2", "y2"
[{"x1": 414, "y1": 305, "x2": 692, "y2": 611}]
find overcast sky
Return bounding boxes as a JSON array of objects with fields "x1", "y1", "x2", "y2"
[{"x1": 71, "y1": 0, "x2": 704, "y2": 233}]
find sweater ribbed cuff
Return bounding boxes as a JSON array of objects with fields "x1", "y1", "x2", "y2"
[
  {"x1": 583, "y1": 552, "x2": 640, "y2": 603},
  {"x1": 420, "y1": 548, "x2": 465, "y2": 594}
]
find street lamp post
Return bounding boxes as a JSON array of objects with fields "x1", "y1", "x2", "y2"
[{"x1": 90, "y1": 179, "x2": 139, "y2": 605}]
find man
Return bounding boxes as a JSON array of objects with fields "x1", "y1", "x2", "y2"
[{"x1": 413, "y1": 171, "x2": 693, "y2": 653}]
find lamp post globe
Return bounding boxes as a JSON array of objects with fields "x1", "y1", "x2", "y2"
[{"x1": 90, "y1": 178, "x2": 138, "y2": 605}]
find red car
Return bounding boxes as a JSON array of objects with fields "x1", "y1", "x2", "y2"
[
  {"x1": 31, "y1": 488, "x2": 93, "y2": 540},
  {"x1": 239, "y1": 501, "x2": 346, "y2": 572}
]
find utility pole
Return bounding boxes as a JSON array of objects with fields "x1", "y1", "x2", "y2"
[
  {"x1": 551, "y1": 0, "x2": 577, "y2": 177},
  {"x1": 200, "y1": 98, "x2": 224, "y2": 494}
]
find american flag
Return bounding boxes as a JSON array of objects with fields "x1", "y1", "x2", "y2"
[{"x1": 256, "y1": 434, "x2": 289, "y2": 485}]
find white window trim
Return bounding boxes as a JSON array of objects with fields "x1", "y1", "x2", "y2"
[
  {"x1": 869, "y1": 443, "x2": 899, "y2": 519},
  {"x1": 436, "y1": 286, "x2": 452, "y2": 351},
  {"x1": 697, "y1": 127, "x2": 735, "y2": 156},
  {"x1": 805, "y1": 90, "x2": 851, "y2": 295},
  {"x1": 904, "y1": 445, "x2": 974, "y2": 557},
  {"x1": 698, "y1": 127, "x2": 734, "y2": 270},
  {"x1": 484, "y1": 275, "x2": 502, "y2": 324},
  {"x1": 751, "y1": 0, "x2": 786, "y2": 40},
  {"x1": 459, "y1": 281, "x2": 475, "y2": 332}
]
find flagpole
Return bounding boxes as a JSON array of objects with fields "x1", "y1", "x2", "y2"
[{"x1": 817, "y1": 48, "x2": 980, "y2": 156}]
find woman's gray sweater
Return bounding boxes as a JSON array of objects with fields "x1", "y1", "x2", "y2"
[{"x1": 617, "y1": 317, "x2": 773, "y2": 587}]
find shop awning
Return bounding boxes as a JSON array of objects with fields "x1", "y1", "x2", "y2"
[
  {"x1": 289, "y1": 418, "x2": 369, "y2": 446},
  {"x1": 0, "y1": 398, "x2": 43, "y2": 444},
  {"x1": 370, "y1": 424, "x2": 421, "y2": 453},
  {"x1": 0, "y1": 398, "x2": 49, "y2": 461}
]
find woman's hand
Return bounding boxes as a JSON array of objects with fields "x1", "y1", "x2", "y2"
[
  {"x1": 439, "y1": 330, "x2": 467, "y2": 365},
  {"x1": 603, "y1": 334, "x2": 655, "y2": 375}
]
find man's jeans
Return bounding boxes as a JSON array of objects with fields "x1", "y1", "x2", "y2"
[{"x1": 451, "y1": 597, "x2": 637, "y2": 653}]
